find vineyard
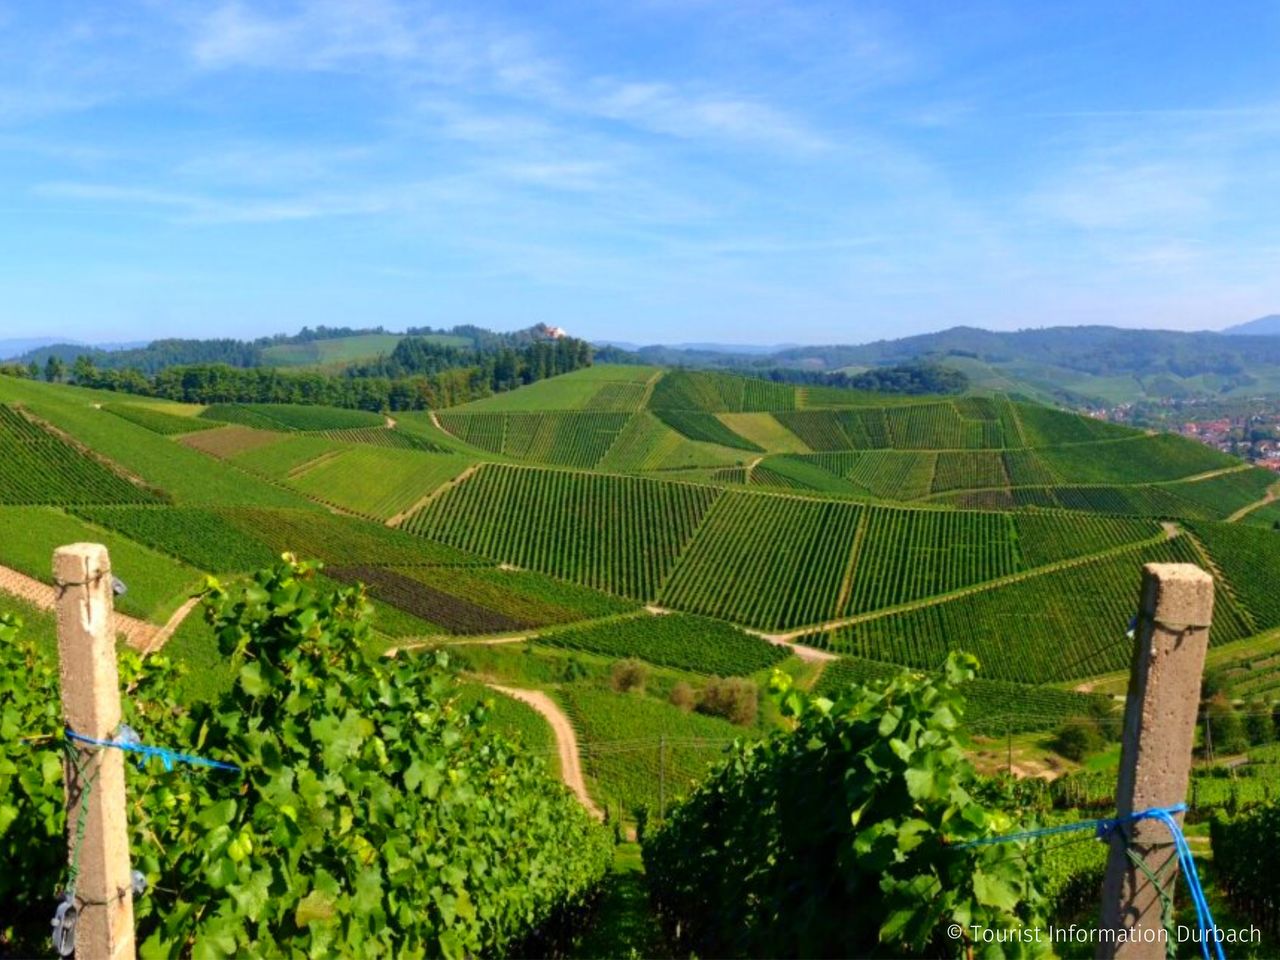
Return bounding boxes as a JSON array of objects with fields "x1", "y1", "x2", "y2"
[
  {"x1": 813, "y1": 536, "x2": 1256, "y2": 683},
  {"x1": 437, "y1": 411, "x2": 632, "y2": 467},
  {"x1": 285, "y1": 446, "x2": 474, "y2": 519},
  {"x1": 201, "y1": 402, "x2": 385, "y2": 431},
  {"x1": 840, "y1": 507, "x2": 1018, "y2": 615},
  {"x1": 539, "y1": 611, "x2": 788, "y2": 675},
  {"x1": 403, "y1": 464, "x2": 723, "y2": 599},
  {"x1": 103, "y1": 403, "x2": 220, "y2": 435},
  {"x1": 648, "y1": 369, "x2": 796, "y2": 412},
  {"x1": 651, "y1": 409, "x2": 762, "y2": 451},
  {"x1": 659, "y1": 491, "x2": 865, "y2": 629},
  {"x1": 0, "y1": 405, "x2": 160, "y2": 505}
]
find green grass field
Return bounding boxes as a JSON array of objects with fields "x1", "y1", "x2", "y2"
[{"x1": 260, "y1": 333, "x2": 419, "y2": 366}]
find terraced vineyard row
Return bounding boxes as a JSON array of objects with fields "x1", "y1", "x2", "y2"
[
  {"x1": 288, "y1": 447, "x2": 473, "y2": 519},
  {"x1": 404, "y1": 464, "x2": 722, "y2": 599},
  {"x1": 436, "y1": 411, "x2": 505, "y2": 453},
  {"x1": 1036, "y1": 433, "x2": 1237, "y2": 484},
  {"x1": 945, "y1": 479, "x2": 1262, "y2": 521},
  {"x1": 395, "y1": 565, "x2": 634, "y2": 626},
  {"x1": 202, "y1": 402, "x2": 384, "y2": 432},
  {"x1": 597, "y1": 414, "x2": 739, "y2": 472},
  {"x1": 329, "y1": 564, "x2": 531, "y2": 634},
  {"x1": 842, "y1": 508, "x2": 1017, "y2": 615},
  {"x1": 648, "y1": 369, "x2": 796, "y2": 412},
  {"x1": 221, "y1": 506, "x2": 480, "y2": 567},
  {"x1": 584, "y1": 381, "x2": 647, "y2": 411},
  {"x1": 437, "y1": 412, "x2": 630, "y2": 467},
  {"x1": 834, "y1": 451, "x2": 935, "y2": 499},
  {"x1": 315, "y1": 426, "x2": 451, "y2": 452},
  {"x1": 502, "y1": 412, "x2": 631, "y2": 466},
  {"x1": 1188, "y1": 520, "x2": 1280, "y2": 632},
  {"x1": 885, "y1": 402, "x2": 1002, "y2": 449},
  {"x1": 0, "y1": 405, "x2": 160, "y2": 505},
  {"x1": 103, "y1": 403, "x2": 219, "y2": 435},
  {"x1": 1012, "y1": 513, "x2": 1162, "y2": 567},
  {"x1": 659, "y1": 491, "x2": 865, "y2": 629},
  {"x1": 1016, "y1": 403, "x2": 1136, "y2": 446},
  {"x1": 652, "y1": 410, "x2": 762, "y2": 451},
  {"x1": 74, "y1": 505, "x2": 278, "y2": 572},
  {"x1": 930, "y1": 451, "x2": 1008, "y2": 492},
  {"x1": 540, "y1": 611, "x2": 788, "y2": 675},
  {"x1": 748, "y1": 457, "x2": 859, "y2": 495},
  {"x1": 813, "y1": 536, "x2": 1255, "y2": 683}
]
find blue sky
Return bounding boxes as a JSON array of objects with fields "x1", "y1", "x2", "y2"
[{"x1": 2, "y1": 1, "x2": 1280, "y2": 346}]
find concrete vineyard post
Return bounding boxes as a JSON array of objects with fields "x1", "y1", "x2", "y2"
[
  {"x1": 1097, "y1": 563, "x2": 1214, "y2": 959},
  {"x1": 54, "y1": 543, "x2": 136, "y2": 960}
]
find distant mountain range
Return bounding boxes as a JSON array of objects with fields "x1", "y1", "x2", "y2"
[
  {"x1": 596, "y1": 321, "x2": 1280, "y2": 407},
  {"x1": 1222, "y1": 314, "x2": 1280, "y2": 336},
  {"x1": 0, "y1": 338, "x2": 147, "y2": 361}
]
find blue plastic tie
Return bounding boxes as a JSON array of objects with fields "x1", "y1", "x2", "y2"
[
  {"x1": 957, "y1": 803, "x2": 1224, "y2": 960},
  {"x1": 65, "y1": 728, "x2": 240, "y2": 774}
]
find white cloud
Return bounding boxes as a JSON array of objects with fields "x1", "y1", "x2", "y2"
[
  {"x1": 1027, "y1": 162, "x2": 1222, "y2": 231},
  {"x1": 34, "y1": 180, "x2": 392, "y2": 223}
]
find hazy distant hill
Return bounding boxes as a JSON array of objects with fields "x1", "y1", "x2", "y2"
[
  {"x1": 0, "y1": 337, "x2": 59, "y2": 360},
  {"x1": 1222, "y1": 314, "x2": 1280, "y2": 336},
  {"x1": 601, "y1": 324, "x2": 1280, "y2": 406}
]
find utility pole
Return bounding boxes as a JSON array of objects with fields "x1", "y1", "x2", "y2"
[
  {"x1": 1097, "y1": 563, "x2": 1214, "y2": 959},
  {"x1": 658, "y1": 734, "x2": 666, "y2": 824},
  {"x1": 1006, "y1": 720, "x2": 1012, "y2": 777},
  {"x1": 54, "y1": 543, "x2": 135, "y2": 960}
]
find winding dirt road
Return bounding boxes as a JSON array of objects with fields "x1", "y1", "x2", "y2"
[
  {"x1": 484, "y1": 682, "x2": 603, "y2": 820},
  {"x1": 0, "y1": 562, "x2": 196, "y2": 651}
]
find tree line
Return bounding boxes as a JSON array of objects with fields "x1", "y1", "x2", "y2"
[{"x1": 2, "y1": 334, "x2": 593, "y2": 411}]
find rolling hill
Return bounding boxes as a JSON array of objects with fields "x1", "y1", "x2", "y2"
[{"x1": 2, "y1": 363, "x2": 1269, "y2": 701}]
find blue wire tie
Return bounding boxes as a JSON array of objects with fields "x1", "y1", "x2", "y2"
[
  {"x1": 956, "y1": 803, "x2": 1224, "y2": 960},
  {"x1": 64, "y1": 726, "x2": 240, "y2": 774}
]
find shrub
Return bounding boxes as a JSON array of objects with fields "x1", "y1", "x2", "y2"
[
  {"x1": 1084, "y1": 696, "x2": 1122, "y2": 740},
  {"x1": 611, "y1": 657, "x2": 648, "y2": 693},
  {"x1": 696, "y1": 676, "x2": 758, "y2": 726},
  {"x1": 562, "y1": 655, "x2": 589, "y2": 683},
  {"x1": 643, "y1": 654, "x2": 1048, "y2": 958},
  {"x1": 669, "y1": 681, "x2": 696, "y2": 712},
  {"x1": 1206, "y1": 697, "x2": 1249, "y2": 756},
  {"x1": 1053, "y1": 717, "x2": 1105, "y2": 761},
  {"x1": 1245, "y1": 699, "x2": 1274, "y2": 746}
]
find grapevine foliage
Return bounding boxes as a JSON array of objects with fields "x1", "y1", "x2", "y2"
[
  {"x1": 642, "y1": 653, "x2": 1049, "y2": 958},
  {"x1": 1, "y1": 560, "x2": 611, "y2": 957}
]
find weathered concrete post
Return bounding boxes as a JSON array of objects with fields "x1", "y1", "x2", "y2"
[
  {"x1": 1097, "y1": 563, "x2": 1214, "y2": 959},
  {"x1": 54, "y1": 543, "x2": 135, "y2": 960}
]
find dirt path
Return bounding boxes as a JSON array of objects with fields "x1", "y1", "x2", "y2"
[
  {"x1": 638, "y1": 369, "x2": 664, "y2": 408},
  {"x1": 762, "y1": 532, "x2": 1172, "y2": 644},
  {"x1": 384, "y1": 415, "x2": 397, "y2": 429},
  {"x1": 1227, "y1": 482, "x2": 1278, "y2": 523},
  {"x1": 0, "y1": 562, "x2": 198, "y2": 653},
  {"x1": 749, "y1": 631, "x2": 839, "y2": 662},
  {"x1": 485, "y1": 682, "x2": 603, "y2": 820},
  {"x1": 385, "y1": 463, "x2": 480, "y2": 527}
]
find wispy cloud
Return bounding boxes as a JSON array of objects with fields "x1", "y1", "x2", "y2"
[
  {"x1": 35, "y1": 180, "x2": 393, "y2": 223},
  {"x1": 1027, "y1": 161, "x2": 1223, "y2": 231}
]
